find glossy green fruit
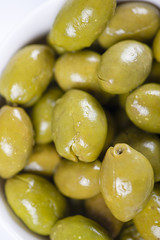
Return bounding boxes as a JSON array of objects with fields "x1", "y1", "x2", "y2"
[
  {"x1": 24, "y1": 144, "x2": 61, "y2": 176},
  {"x1": 0, "y1": 106, "x2": 34, "y2": 178},
  {"x1": 85, "y1": 193, "x2": 123, "y2": 238},
  {"x1": 55, "y1": 50, "x2": 114, "y2": 104},
  {"x1": 50, "y1": 215, "x2": 111, "y2": 240},
  {"x1": 31, "y1": 87, "x2": 63, "y2": 144},
  {"x1": 55, "y1": 51, "x2": 101, "y2": 92},
  {"x1": 119, "y1": 221, "x2": 143, "y2": 240},
  {"x1": 153, "y1": 29, "x2": 160, "y2": 62},
  {"x1": 5, "y1": 173, "x2": 68, "y2": 235},
  {"x1": 134, "y1": 184, "x2": 160, "y2": 240},
  {"x1": 98, "y1": 40, "x2": 152, "y2": 94},
  {"x1": 126, "y1": 83, "x2": 160, "y2": 133},
  {"x1": 114, "y1": 126, "x2": 160, "y2": 182},
  {"x1": 48, "y1": 0, "x2": 116, "y2": 51},
  {"x1": 98, "y1": 2, "x2": 160, "y2": 48},
  {"x1": 100, "y1": 143, "x2": 154, "y2": 222},
  {"x1": 0, "y1": 45, "x2": 55, "y2": 106},
  {"x1": 51, "y1": 89, "x2": 107, "y2": 162},
  {"x1": 54, "y1": 159, "x2": 101, "y2": 199}
]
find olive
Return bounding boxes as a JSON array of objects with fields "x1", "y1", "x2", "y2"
[{"x1": 100, "y1": 143, "x2": 154, "y2": 222}]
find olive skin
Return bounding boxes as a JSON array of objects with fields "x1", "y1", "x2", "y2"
[
  {"x1": 134, "y1": 184, "x2": 160, "y2": 240},
  {"x1": 55, "y1": 51, "x2": 101, "y2": 92},
  {"x1": 5, "y1": 173, "x2": 68, "y2": 236},
  {"x1": 114, "y1": 126, "x2": 160, "y2": 182},
  {"x1": 55, "y1": 50, "x2": 113, "y2": 104},
  {"x1": 54, "y1": 159, "x2": 101, "y2": 199},
  {"x1": 153, "y1": 29, "x2": 160, "y2": 62},
  {"x1": 31, "y1": 87, "x2": 63, "y2": 144},
  {"x1": 100, "y1": 143, "x2": 154, "y2": 222},
  {"x1": 0, "y1": 106, "x2": 34, "y2": 179},
  {"x1": 98, "y1": 40, "x2": 152, "y2": 94},
  {"x1": 48, "y1": 0, "x2": 116, "y2": 51},
  {"x1": 85, "y1": 193, "x2": 123, "y2": 238},
  {"x1": 51, "y1": 89, "x2": 107, "y2": 162},
  {"x1": 50, "y1": 215, "x2": 111, "y2": 240},
  {"x1": 0, "y1": 45, "x2": 55, "y2": 106},
  {"x1": 119, "y1": 222, "x2": 143, "y2": 240},
  {"x1": 24, "y1": 144, "x2": 61, "y2": 177},
  {"x1": 126, "y1": 83, "x2": 160, "y2": 133},
  {"x1": 98, "y1": 2, "x2": 160, "y2": 48}
]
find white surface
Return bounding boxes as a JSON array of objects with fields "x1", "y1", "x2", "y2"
[{"x1": 0, "y1": 0, "x2": 159, "y2": 239}]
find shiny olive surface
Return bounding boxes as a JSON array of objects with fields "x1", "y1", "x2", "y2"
[
  {"x1": 126, "y1": 83, "x2": 160, "y2": 133},
  {"x1": 153, "y1": 29, "x2": 160, "y2": 62},
  {"x1": 114, "y1": 126, "x2": 160, "y2": 182},
  {"x1": 55, "y1": 51, "x2": 101, "y2": 92},
  {"x1": 24, "y1": 144, "x2": 61, "y2": 176},
  {"x1": 54, "y1": 159, "x2": 101, "y2": 199},
  {"x1": 134, "y1": 184, "x2": 160, "y2": 240},
  {"x1": 98, "y1": 2, "x2": 160, "y2": 48},
  {"x1": 0, "y1": 106, "x2": 34, "y2": 179},
  {"x1": 0, "y1": 45, "x2": 55, "y2": 106},
  {"x1": 50, "y1": 215, "x2": 111, "y2": 240},
  {"x1": 85, "y1": 193, "x2": 123, "y2": 238},
  {"x1": 51, "y1": 89, "x2": 107, "y2": 162},
  {"x1": 119, "y1": 222, "x2": 143, "y2": 240},
  {"x1": 98, "y1": 40, "x2": 152, "y2": 94},
  {"x1": 48, "y1": 0, "x2": 116, "y2": 51},
  {"x1": 100, "y1": 143, "x2": 154, "y2": 222},
  {"x1": 54, "y1": 51, "x2": 114, "y2": 105},
  {"x1": 31, "y1": 87, "x2": 63, "y2": 144},
  {"x1": 5, "y1": 173, "x2": 68, "y2": 236}
]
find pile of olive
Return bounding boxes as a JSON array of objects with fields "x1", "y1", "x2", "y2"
[{"x1": 0, "y1": 0, "x2": 160, "y2": 239}]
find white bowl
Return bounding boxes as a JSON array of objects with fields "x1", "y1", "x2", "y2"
[{"x1": 0, "y1": 0, "x2": 159, "y2": 239}]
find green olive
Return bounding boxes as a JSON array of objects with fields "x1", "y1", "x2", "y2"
[
  {"x1": 31, "y1": 87, "x2": 63, "y2": 144},
  {"x1": 134, "y1": 184, "x2": 160, "y2": 240},
  {"x1": 24, "y1": 144, "x2": 61, "y2": 177},
  {"x1": 0, "y1": 106, "x2": 34, "y2": 178},
  {"x1": 55, "y1": 50, "x2": 101, "y2": 92},
  {"x1": 114, "y1": 126, "x2": 160, "y2": 182},
  {"x1": 98, "y1": 2, "x2": 160, "y2": 48},
  {"x1": 50, "y1": 215, "x2": 111, "y2": 240},
  {"x1": 119, "y1": 221, "x2": 143, "y2": 240},
  {"x1": 100, "y1": 143, "x2": 154, "y2": 222},
  {"x1": 126, "y1": 83, "x2": 160, "y2": 133},
  {"x1": 5, "y1": 173, "x2": 68, "y2": 236},
  {"x1": 54, "y1": 159, "x2": 101, "y2": 199},
  {"x1": 54, "y1": 50, "x2": 114, "y2": 104},
  {"x1": 0, "y1": 45, "x2": 55, "y2": 106},
  {"x1": 85, "y1": 193, "x2": 123, "y2": 238},
  {"x1": 51, "y1": 89, "x2": 107, "y2": 162},
  {"x1": 48, "y1": 0, "x2": 116, "y2": 51},
  {"x1": 98, "y1": 40, "x2": 152, "y2": 94},
  {"x1": 153, "y1": 29, "x2": 160, "y2": 62}
]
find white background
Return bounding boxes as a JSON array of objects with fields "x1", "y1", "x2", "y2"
[{"x1": 0, "y1": 0, "x2": 46, "y2": 44}]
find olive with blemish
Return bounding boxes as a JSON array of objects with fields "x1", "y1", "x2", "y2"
[{"x1": 100, "y1": 143, "x2": 154, "y2": 222}]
